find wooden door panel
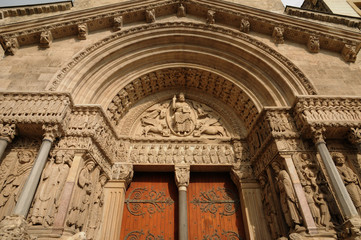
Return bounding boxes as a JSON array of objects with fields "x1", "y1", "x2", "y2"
[
  {"x1": 119, "y1": 172, "x2": 178, "y2": 240},
  {"x1": 188, "y1": 173, "x2": 246, "y2": 240}
]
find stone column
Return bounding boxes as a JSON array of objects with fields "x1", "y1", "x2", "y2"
[
  {"x1": 0, "y1": 123, "x2": 16, "y2": 160},
  {"x1": 13, "y1": 124, "x2": 60, "y2": 217},
  {"x1": 312, "y1": 126, "x2": 359, "y2": 219},
  {"x1": 231, "y1": 164, "x2": 271, "y2": 240},
  {"x1": 175, "y1": 164, "x2": 190, "y2": 240},
  {"x1": 99, "y1": 163, "x2": 133, "y2": 240}
]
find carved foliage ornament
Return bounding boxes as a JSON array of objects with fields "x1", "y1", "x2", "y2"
[
  {"x1": 0, "y1": 124, "x2": 16, "y2": 142},
  {"x1": 175, "y1": 165, "x2": 190, "y2": 187},
  {"x1": 349, "y1": 128, "x2": 361, "y2": 145}
]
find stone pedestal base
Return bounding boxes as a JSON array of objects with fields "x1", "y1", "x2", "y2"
[{"x1": 0, "y1": 215, "x2": 33, "y2": 240}]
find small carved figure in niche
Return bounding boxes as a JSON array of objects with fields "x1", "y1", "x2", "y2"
[
  {"x1": 171, "y1": 93, "x2": 193, "y2": 135},
  {"x1": 31, "y1": 150, "x2": 72, "y2": 226},
  {"x1": 0, "y1": 150, "x2": 34, "y2": 220},
  {"x1": 184, "y1": 145, "x2": 193, "y2": 164},
  {"x1": 206, "y1": 10, "x2": 215, "y2": 24},
  {"x1": 224, "y1": 146, "x2": 233, "y2": 163},
  {"x1": 177, "y1": 4, "x2": 186, "y2": 17},
  {"x1": 113, "y1": 16, "x2": 123, "y2": 31},
  {"x1": 145, "y1": 9, "x2": 156, "y2": 23},
  {"x1": 165, "y1": 145, "x2": 173, "y2": 163},
  {"x1": 259, "y1": 175, "x2": 281, "y2": 239},
  {"x1": 307, "y1": 36, "x2": 320, "y2": 53},
  {"x1": 77, "y1": 23, "x2": 88, "y2": 40},
  {"x1": 39, "y1": 30, "x2": 53, "y2": 48},
  {"x1": 272, "y1": 162, "x2": 303, "y2": 231},
  {"x1": 148, "y1": 145, "x2": 157, "y2": 164},
  {"x1": 332, "y1": 152, "x2": 361, "y2": 215},
  {"x1": 209, "y1": 146, "x2": 218, "y2": 164},
  {"x1": 272, "y1": 26, "x2": 284, "y2": 44},
  {"x1": 157, "y1": 146, "x2": 166, "y2": 164},
  {"x1": 130, "y1": 146, "x2": 139, "y2": 163},
  {"x1": 217, "y1": 146, "x2": 226, "y2": 164},
  {"x1": 202, "y1": 145, "x2": 210, "y2": 164},
  {"x1": 67, "y1": 160, "x2": 95, "y2": 231},
  {"x1": 139, "y1": 146, "x2": 147, "y2": 163},
  {"x1": 193, "y1": 145, "x2": 202, "y2": 163},
  {"x1": 240, "y1": 18, "x2": 250, "y2": 33},
  {"x1": 87, "y1": 174, "x2": 107, "y2": 240},
  {"x1": 304, "y1": 186, "x2": 321, "y2": 225}
]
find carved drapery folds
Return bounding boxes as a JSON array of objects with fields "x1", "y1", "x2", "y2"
[
  {"x1": 0, "y1": 124, "x2": 16, "y2": 143},
  {"x1": 111, "y1": 162, "x2": 133, "y2": 186},
  {"x1": 175, "y1": 165, "x2": 190, "y2": 188}
]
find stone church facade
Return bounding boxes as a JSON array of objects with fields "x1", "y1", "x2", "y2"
[{"x1": 0, "y1": 0, "x2": 361, "y2": 239}]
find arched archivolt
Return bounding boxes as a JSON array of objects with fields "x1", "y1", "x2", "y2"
[{"x1": 49, "y1": 22, "x2": 317, "y2": 133}]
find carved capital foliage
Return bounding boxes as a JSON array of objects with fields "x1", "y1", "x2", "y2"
[
  {"x1": 0, "y1": 123, "x2": 17, "y2": 143},
  {"x1": 43, "y1": 124, "x2": 61, "y2": 142},
  {"x1": 231, "y1": 162, "x2": 255, "y2": 184},
  {"x1": 111, "y1": 162, "x2": 133, "y2": 185},
  {"x1": 175, "y1": 164, "x2": 190, "y2": 187},
  {"x1": 310, "y1": 126, "x2": 326, "y2": 144},
  {"x1": 0, "y1": 215, "x2": 32, "y2": 240},
  {"x1": 349, "y1": 128, "x2": 361, "y2": 145}
]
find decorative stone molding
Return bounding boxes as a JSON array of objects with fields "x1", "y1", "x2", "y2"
[
  {"x1": 42, "y1": 124, "x2": 61, "y2": 142},
  {"x1": 307, "y1": 36, "x2": 320, "y2": 53},
  {"x1": 0, "y1": 215, "x2": 32, "y2": 240},
  {"x1": 206, "y1": 10, "x2": 215, "y2": 25},
  {"x1": 0, "y1": 2, "x2": 72, "y2": 19},
  {"x1": 285, "y1": 6, "x2": 361, "y2": 29},
  {"x1": 39, "y1": 30, "x2": 53, "y2": 48},
  {"x1": 111, "y1": 162, "x2": 133, "y2": 186},
  {"x1": 145, "y1": 9, "x2": 156, "y2": 23},
  {"x1": 77, "y1": 23, "x2": 88, "y2": 40},
  {"x1": 0, "y1": 123, "x2": 17, "y2": 143},
  {"x1": 272, "y1": 26, "x2": 285, "y2": 44},
  {"x1": 175, "y1": 165, "x2": 190, "y2": 188},
  {"x1": 177, "y1": 4, "x2": 186, "y2": 18},
  {"x1": 3, "y1": 37, "x2": 18, "y2": 56},
  {"x1": 239, "y1": 18, "x2": 250, "y2": 33},
  {"x1": 113, "y1": 16, "x2": 123, "y2": 32},
  {"x1": 342, "y1": 44, "x2": 357, "y2": 63}
]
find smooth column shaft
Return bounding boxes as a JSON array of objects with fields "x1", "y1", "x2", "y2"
[
  {"x1": 13, "y1": 139, "x2": 52, "y2": 217},
  {"x1": 316, "y1": 142, "x2": 358, "y2": 218},
  {"x1": 179, "y1": 188, "x2": 188, "y2": 240},
  {"x1": 0, "y1": 139, "x2": 9, "y2": 160}
]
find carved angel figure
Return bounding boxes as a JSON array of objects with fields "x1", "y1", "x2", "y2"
[
  {"x1": 332, "y1": 152, "x2": 361, "y2": 216},
  {"x1": 67, "y1": 161, "x2": 95, "y2": 231},
  {"x1": 31, "y1": 150, "x2": 72, "y2": 226}
]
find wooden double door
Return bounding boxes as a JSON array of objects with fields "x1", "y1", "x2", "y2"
[{"x1": 119, "y1": 172, "x2": 246, "y2": 240}]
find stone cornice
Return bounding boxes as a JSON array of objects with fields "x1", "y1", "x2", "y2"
[{"x1": 0, "y1": 0, "x2": 360, "y2": 61}]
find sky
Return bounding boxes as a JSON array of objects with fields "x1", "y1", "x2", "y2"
[{"x1": 0, "y1": 0, "x2": 303, "y2": 8}]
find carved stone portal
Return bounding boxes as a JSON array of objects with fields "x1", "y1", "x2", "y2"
[{"x1": 135, "y1": 93, "x2": 228, "y2": 138}]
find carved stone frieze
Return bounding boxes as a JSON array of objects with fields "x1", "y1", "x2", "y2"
[
  {"x1": 272, "y1": 26, "x2": 284, "y2": 44},
  {"x1": 175, "y1": 165, "x2": 190, "y2": 187},
  {"x1": 206, "y1": 10, "x2": 215, "y2": 25},
  {"x1": 77, "y1": 23, "x2": 88, "y2": 40},
  {"x1": 113, "y1": 16, "x2": 123, "y2": 32},
  {"x1": 342, "y1": 44, "x2": 357, "y2": 63},
  {"x1": 130, "y1": 143, "x2": 235, "y2": 165},
  {"x1": 307, "y1": 36, "x2": 320, "y2": 53},
  {"x1": 107, "y1": 68, "x2": 258, "y2": 131},
  {"x1": 239, "y1": 18, "x2": 250, "y2": 33},
  {"x1": 111, "y1": 162, "x2": 133, "y2": 186},
  {"x1": 39, "y1": 30, "x2": 53, "y2": 48},
  {"x1": 0, "y1": 124, "x2": 16, "y2": 143},
  {"x1": 145, "y1": 9, "x2": 156, "y2": 23}
]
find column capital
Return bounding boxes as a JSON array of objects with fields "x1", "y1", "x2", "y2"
[
  {"x1": 175, "y1": 164, "x2": 190, "y2": 188},
  {"x1": 349, "y1": 128, "x2": 361, "y2": 145},
  {"x1": 0, "y1": 123, "x2": 17, "y2": 143},
  {"x1": 42, "y1": 124, "x2": 61, "y2": 142},
  {"x1": 230, "y1": 162, "x2": 255, "y2": 187},
  {"x1": 310, "y1": 125, "x2": 326, "y2": 145},
  {"x1": 111, "y1": 162, "x2": 133, "y2": 187}
]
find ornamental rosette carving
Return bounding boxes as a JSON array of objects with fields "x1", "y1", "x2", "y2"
[
  {"x1": 175, "y1": 165, "x2": 190, "y2": 188},
  {"x1": 111, "y1": 162, "x2": 133, "y2": 186},
  {"x1": 0, "y1": 123, "x2": 17, "y2": 142}
]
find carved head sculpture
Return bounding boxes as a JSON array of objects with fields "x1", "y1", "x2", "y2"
[
  {"x1": 86, "y1": 160, "x2": 96, "y2": 171},
  {"x1": 99, "y1": 174, "x2": 107, "y2": 186},
  {"x1": 271, "y1": 161, "x2": 281, "y2": 174},
  {"x1": 258, "y1": 175, "x2": 267, "y2": 187},
  {"x1": 178, "y1": 92, "x2": 185, "y2": 102},
  {"x1": 55, "y1": 151, "x2": 64, "y2": 164},
  {"x1": 17, "y1": 150, "x2": 33, "y2": 164},
  {"x1": 304, "y1": 185, "x2": 312, "y2": 193},
  {"x1": 331, "y1": 152, "x2": 345, "y2": 166}
]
